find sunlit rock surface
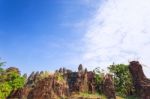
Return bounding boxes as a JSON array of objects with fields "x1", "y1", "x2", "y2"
[{"x1": 129, "y1": 61, "x2": 150, "y2": 99}]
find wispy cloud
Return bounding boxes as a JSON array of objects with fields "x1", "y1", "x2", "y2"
[{"x1": 81, "y1": 0, "x2": 150, "y2": 76}]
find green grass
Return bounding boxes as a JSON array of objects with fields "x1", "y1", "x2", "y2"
[
  {"x1": 116, "y1": 95, "x2": 139, "y2": 99},
  {"x1": 68, "y1": 92, "x2": 139, "y2": 99},
  {"x1": 125, "y1": 96, "x2": 139, "y2": 99},
  {"x1": 70, "y1": 92, "x2": 102, "y2": 98}
]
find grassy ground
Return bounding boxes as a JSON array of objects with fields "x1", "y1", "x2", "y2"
[
  {"x1": 69, "y1": 92, "x2": 104, "y2": 98},
  {"x1": 68, "y1": 92, "x2": 139, "y2": 99}
]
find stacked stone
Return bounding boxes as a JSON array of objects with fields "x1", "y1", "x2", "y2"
[
  {"x1": 8, "y1": 64, "x2": 117, "y2": 99},
  {"x1": 28, "y1": 74, "x2": 69, "y2": 99},
  {"x1": 7, "y1": 87, "x2": 31, "y2": 99},
  {"x1": 129, "y1": 61, "x2": 150, "y2": 99},
  {"x1": 103, "y1": 74, "x2": 116, "y2": 99}
]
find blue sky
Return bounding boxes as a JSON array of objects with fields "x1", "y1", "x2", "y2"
[
  {"x1": 0, "y1": 0, "x2": 150, "y2": 77},
  {"x1": 0, "y1": 0, "x2": 100, "y2": 74}
]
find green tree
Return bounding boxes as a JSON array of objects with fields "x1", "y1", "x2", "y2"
[
  {"x1": 0, "y1": 82, "x2": 12, "y2": 99},
  {"x1": 7, "y1": 72, "x2": 25, "y2": 90},
  {"x1": 93, "y1": 67, "x2": 105, "y2": 93},
  {"x1": 93, "y1": 67, "x2": 104, "y2": 85},
  {"x1": 0, "y1": 60, "x2": 25, "y2": 99},
  {"x1": 108, "y1": 64, "x2": 134, "y2": 97}
]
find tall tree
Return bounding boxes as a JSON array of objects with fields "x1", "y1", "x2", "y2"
[
  {"x1": 108, "y1": 64, "x2": 134, "y2": 97},
  {"x1": 93, "y1": 67, "x2": 105, "y2": 93}
]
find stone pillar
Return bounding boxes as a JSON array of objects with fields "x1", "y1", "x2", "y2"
[{"x1": 103, "y1": 74, "x2": 116, "y2": 99}]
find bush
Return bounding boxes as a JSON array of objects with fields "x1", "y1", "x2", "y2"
[
  {"x1": 108, "y1": 64, "x2": 134, "y2": 97},
  {"x1": 0, "y1": 60, "x2": 25, "y2": 98}
]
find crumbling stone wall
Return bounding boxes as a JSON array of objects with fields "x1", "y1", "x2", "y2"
[
  {"x1": 129, "y1": 61, "x2": 150, "y2": 99},
  {"x1": 103, "y1": 74, "x2": 116, "y2": 99},
  {"x1": 27, "y1": 75, "x2": 69, "y2": 99},
  {"x1": 87, "y1": 71, "x2": 95, "y2": 94},
  {"x1": 8, "y1": 64, "x2": 116, "y2": 99},
  {"x1": 66, "y1": 64, "x2": 95, "y2": 94},
  {"x1": 8, "y1": 75, "x2": 69, "y2": 99},
  {"x1": 7, "y1": 87, "x2": 31, "y2": 99}
]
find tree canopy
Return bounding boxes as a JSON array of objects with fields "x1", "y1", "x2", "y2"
[
  {"x1": 0, "y1": 60, "x2": 25, "y2": 99},
  {"x1": 108, "y1": 63, "x2": 135, "y2": 97}
]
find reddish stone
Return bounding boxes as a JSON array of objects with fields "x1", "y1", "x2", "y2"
[
  {"x1": 103, "y1": 74, "x2": 116, "y2": 99},
  {"x1": 129, "y1": 61, "x2": 150, "y2": 99}
]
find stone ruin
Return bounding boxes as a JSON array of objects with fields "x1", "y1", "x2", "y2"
[
  {"x1": 27, "y1": 75, "x2": 69, "y2": 99},
  {"x1": 8, "y1": 72, "x2": 69, "y2": 99},
  {"x1": 103, "y1": 74, "x2": 116, "y2": 99},
  {"x1": 8, "y1": 61, "x2": 150, "y2": 99},
  {"x1": 129, "y1": 61, "x2": 150, "y2": 99},
  {"x1": 7, "y1": 87, "x2": 31, "y2": 99},
  {"x1": 67, "y1": 64, "x2": 96, "y2": 94},
  {"x1": 7, "y1": 64, "x2": 116, "y2": 99}
]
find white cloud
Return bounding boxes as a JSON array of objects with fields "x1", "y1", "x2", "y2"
[{"x1": 82, "y1": 0, "x2": 150, "y2": 77}]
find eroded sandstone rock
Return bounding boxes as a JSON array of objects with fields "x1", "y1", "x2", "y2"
[
  {"x1": 7, "y1": 87, "x2": 31, "y2": 99},
  {"x1": 103, "y1": 74, "x2": 116, "y2": 99},
  {"x1": 27, "y1": 73, "x2": 69, "y2": 99},
  {"x1": 8, "y1": 65, "x2": 111, "y2": 99},
  {"x1": 129, "y1": 61, "x2": 150, "y2": 99}
]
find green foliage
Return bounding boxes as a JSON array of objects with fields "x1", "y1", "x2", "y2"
[
  {"x1": 93, "y1": 67, "x2": 105, "y2": 93},
  {"x1": 126, "y1": 95, "x2": 140, "y2": 99},
  {"x1": 8, "y1": 73, "x2": 25, "y2": 89},
  {"x1": 0, "y1": 60, "x2": 25, "y2": 99},
  {"x1": 55, "y1": 72, "x2": 64, "y2": 82},
  {"x1": 39, "y1": 71, "x2": 50, "y2": 80},
  {"x1": 93, "y1": 67, "x2": 104, "y2": 85},
  {"x1": 108, "y1": 64, "x2": 134, "y2": 97},
  {"x1": 72, "y1": 92, "x2": 102, "y2": 98},
  {"x1": 0, "y1": 82, "x2": 12, "y2": 99}
]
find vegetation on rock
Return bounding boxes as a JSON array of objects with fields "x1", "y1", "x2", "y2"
[
  {"x1": 0, "y1": 60, "x2": 25, "y2": 99},
  {"x1": 108, "y1": 63, "x2": 134, "y2": 97},
  {"x1": 0, "y1": 58, "x2": 145, "y2": 99}
]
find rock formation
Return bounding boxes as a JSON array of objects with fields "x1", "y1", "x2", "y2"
[
  {"x1": 103, "y1": 74, "x2": 116, "y2": 99},
  {"x1": 8, "y1": 74, "x2": 69, "y2": 99},
  {"x1": 7, "y1": 64, "x2": 116, "y2": 99},
  {"x1": 66, "y1": 64, "x2": 96, "y2": 94},
  {"x1": 7, "y1": 87, "x2": 31, "y2": 99},
  {"x1": 129, "y1": 61, "x2": 150, "y2": 99},
  {"x1": 27, "y1": 74, "x2": 69, "y2": 99}
]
